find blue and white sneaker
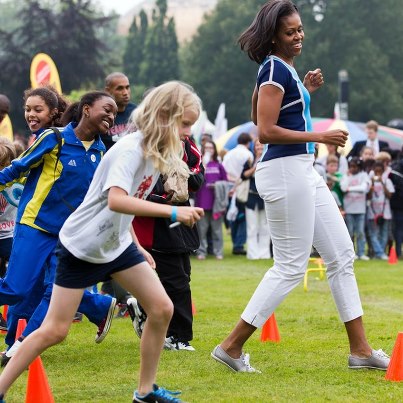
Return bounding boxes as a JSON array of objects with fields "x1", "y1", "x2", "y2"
[{"x1": 133, "y1": 384, "x2": 182, "y2": 402}]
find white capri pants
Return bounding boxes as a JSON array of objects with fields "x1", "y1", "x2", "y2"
[{"x1": 241, "y1": 154, "x2": 363, "y2": 327}]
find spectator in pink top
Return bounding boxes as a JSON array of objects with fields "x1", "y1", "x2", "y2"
[{"x1": 195, "y1": 141, "x2": 228, "y2": 260}]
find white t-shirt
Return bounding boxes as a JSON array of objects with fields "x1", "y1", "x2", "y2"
[
  {"x1": 59, "y1": 132, "x2": 159, "y2": 263},
  {"x1": 222, "y1": 145, "x2": 254, "y2": 182},
  {"x1": 0, "y1": 183, "x2": 23, "y2": 239},
  {"x1": 367, "y1": 178, "x2": 395, "y2": 220},
  {"x1": 340, "y1": 172, "x2": 370, "y2": 214}
]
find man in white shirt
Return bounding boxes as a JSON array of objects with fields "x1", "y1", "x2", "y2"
[
  {"x1": 223, "y1": 133, "x2": 254, "y2": 255},
  {"x1": 347, "y1": 120, "x2": 389, "y2": 158}
]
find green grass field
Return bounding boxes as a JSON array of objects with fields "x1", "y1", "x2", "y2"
[{"x1": 2, "y1": 238, "x2": 403, "y2": 402}]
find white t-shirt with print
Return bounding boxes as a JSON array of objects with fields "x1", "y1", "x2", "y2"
[
  {"x1": 367, "y1": 178, "x2": 395, "y2": 220},
  {"x1": 340, "y1": 171, "x2": 371, "y2": 214},
  {"x1": 59, "y1": 132, "x2": 159, "y2": 263}
]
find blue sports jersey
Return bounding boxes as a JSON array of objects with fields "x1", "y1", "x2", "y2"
[
  {"x1": 0, "y1": 123, "x2": 105, "y2": 234},
  {"x1": 257, "y1": 55, "x2": 315, "y2": 161}
]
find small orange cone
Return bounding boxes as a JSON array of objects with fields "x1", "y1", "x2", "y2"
[
  {"x1": 16, "y1": 318, "x2": 27, "y2": 340},
  {"x1": 260, "y1": 313, "x2": 281, "y2": 342},
  {"x1": 0, "y1": 305, "x2": 8, "y2": 334},
  {"x1": 388, "y1": 246, "x2": 398, "y2": 265},
  {"x1": 25, "y1": 356, "x2": 55, "y2": 403},
  {"x1": 191, "y1": 301, "x2": 197, "y2": 316},
  {"x1": 385, "y1": 332, "x2": 403, "y2": 382}
]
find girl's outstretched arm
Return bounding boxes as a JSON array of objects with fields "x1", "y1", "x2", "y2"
[{"x1": 108, "y1": 186, "x2": 204, "y2": 227}]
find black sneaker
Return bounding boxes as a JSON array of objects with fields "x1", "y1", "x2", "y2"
[
  {"x1": 133, "y1": 384, "x2": 182, "y2": 402},
  {"x1": 232, "y1": 249, "x2": 247, "y2": 255},
  {"x1": 164, "y1": 336, "x2": 195, "y2": 351},
  {"x1": 127, "y1": 297, "x2": 147, "y2": 338},
  {"x1": 95, "y1": 297, "x2": 116, "y2": 343},
  {"x1": 0, "y1": 313, "x2": 7, "y2": 331}
]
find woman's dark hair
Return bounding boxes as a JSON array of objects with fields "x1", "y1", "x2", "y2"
[
  {"x1": 23, "y1": 85, "x2": 69, "y2": 126},
  {"x1": 201, "y1": 140, "x2": 218, "y2": 162},
  {"x1": 238, "y1": 0, "x2": 299, "y2": 64},
  {"x1": 60, "y1": 91, "x2": 112, "y2": 125}
]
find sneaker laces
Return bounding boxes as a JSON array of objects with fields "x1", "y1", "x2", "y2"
[
  {"x1": 154, "y1": 386, "x2": 182, "y2": 402},
  {"x1": 241, "y1": 353, "x2": 258, "y2": 372},
  {"x1": 373, "y1": 349, "x2": 389, "y2": 359}
]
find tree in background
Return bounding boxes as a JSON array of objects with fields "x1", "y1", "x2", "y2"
[
  {"x1": 123, "y1": 9, "x2": 148, "y2": 86},
  {"x1": 296, "y1": 0, "x2": 403, "y2": 124},
  {"x1": 0, "y1": 0, "x2": 120, "y2": 133},
  {"x1": 136, "y1": 0, "x2": 179, "y2": 87},
  {"x1": 181, "y1": 0, "x2": 403, "y2": 128},
  {"x1": 181, "y1": 0, "x2": 264, "y2": 128}
]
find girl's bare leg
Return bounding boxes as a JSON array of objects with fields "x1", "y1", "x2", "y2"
[
  {"x1": 0, "y1": 286, "x2": 84, "y2": 398},
  {"x1": 112, "y1": 263, "x2": 173, "y2": 395}
]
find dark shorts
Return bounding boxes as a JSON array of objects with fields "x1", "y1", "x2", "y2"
[{"x1": 55, "y1": 240, "x2": 145, "y2": 289}]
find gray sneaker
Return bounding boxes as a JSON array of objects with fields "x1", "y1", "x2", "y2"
[
  {"x1": 348, "y1": 349, "x2": 390, "y2": 370},
  {"x1": 211, "y1": 345, "x2": 261, "y2": 373}
]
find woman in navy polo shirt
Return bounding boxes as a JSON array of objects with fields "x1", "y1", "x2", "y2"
[{"x1": 211, "y1": 0, "x2": 389, "y2": 373}]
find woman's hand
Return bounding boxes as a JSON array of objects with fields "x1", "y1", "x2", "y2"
[
  {"x1": 319, "y1": 129, "x2": 348, "y2": 147},
  {"x1": 176, "y1": 206, "x2": 204, "y2": 227},
  {"x1": 303, "y1": 68, "x2": 324, "y2": 93}
]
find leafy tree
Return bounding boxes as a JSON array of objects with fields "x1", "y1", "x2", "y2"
[
  {"x1": 182, "y1": 0, "x2": 403, "y2": 127},
  {"x1": 296, "y1": 0, "x2": 403, "y2": 123},
  {"x1": 137, "y1": 0, "x2": 179, "y2": 86},
  {"x1": 123, "y1": 9, "x2": 148, "y2": 85},
  {"x1": 181, "y1": 0, "x2": 266, "y2": 127},
  {"x1": 0, "y1": 0, "x2": 119, "y2": 133}
]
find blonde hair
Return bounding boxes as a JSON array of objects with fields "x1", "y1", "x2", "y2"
[
  {"x1": 131, "y1": 81, "x2": 201, "y2": 176},
  {"x1": 375, "y1": 151, "x2": 391, "y2": 162},
  {"x1": 0, "y1": 137, "x2": 16, "y2": 167}
]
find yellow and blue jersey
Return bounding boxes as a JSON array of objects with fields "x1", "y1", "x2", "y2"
[
  {"x1": 257, "y1": 55, "x2": 315, "y2": 162},
  {"x1": 0, "y1": 122, "x2": 105, "y2": 234}
]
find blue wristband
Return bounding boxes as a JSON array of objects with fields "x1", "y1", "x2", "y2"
[{"x1": 171, "y1": 206, "x2": 177, "y2": 222}]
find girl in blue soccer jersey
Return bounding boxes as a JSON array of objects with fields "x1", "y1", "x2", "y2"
[
  {"x1": 212, "y1": 0, "x2": 389, "y2": 373},
  {"x1": 0, "y1": 81, "x2": 204, "y2": 403},
  {"x1": 0, "y1": 89, "x2": 118, "y2": 366},
  {"x1": 1, "y1": 86, "x2": 69, "y2": 353}
]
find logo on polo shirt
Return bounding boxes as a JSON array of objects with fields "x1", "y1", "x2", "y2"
[{"x1": 68, "y1": 159, "x2": 77, "y2": 166}]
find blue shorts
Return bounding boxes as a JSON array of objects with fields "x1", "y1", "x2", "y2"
[{"x1": 55, "y1": 240, "x2": 145, "y2": 289}]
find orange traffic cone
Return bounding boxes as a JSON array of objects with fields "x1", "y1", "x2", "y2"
[
  {"x1": 25, "y1": 356, "x2": 55, "y2": 403},
  {"x1": 260, "y1": 313, "x2": 281, "y2": 342},
  {"x1": 191, "y1": 301, "x2": 197, "y2": 316},
  {"x1": 16, "y1": 318, "x2": 27, "y2": 340},
  {"x1": 388, "y1": 246, "x2": 398, "y2": 265},
  {"x1": 385, "y1": 332, "x2": 403, "y2": 382},
  {"x1": 0, "y1": 305, "x2": 8, "y2": 334}
]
